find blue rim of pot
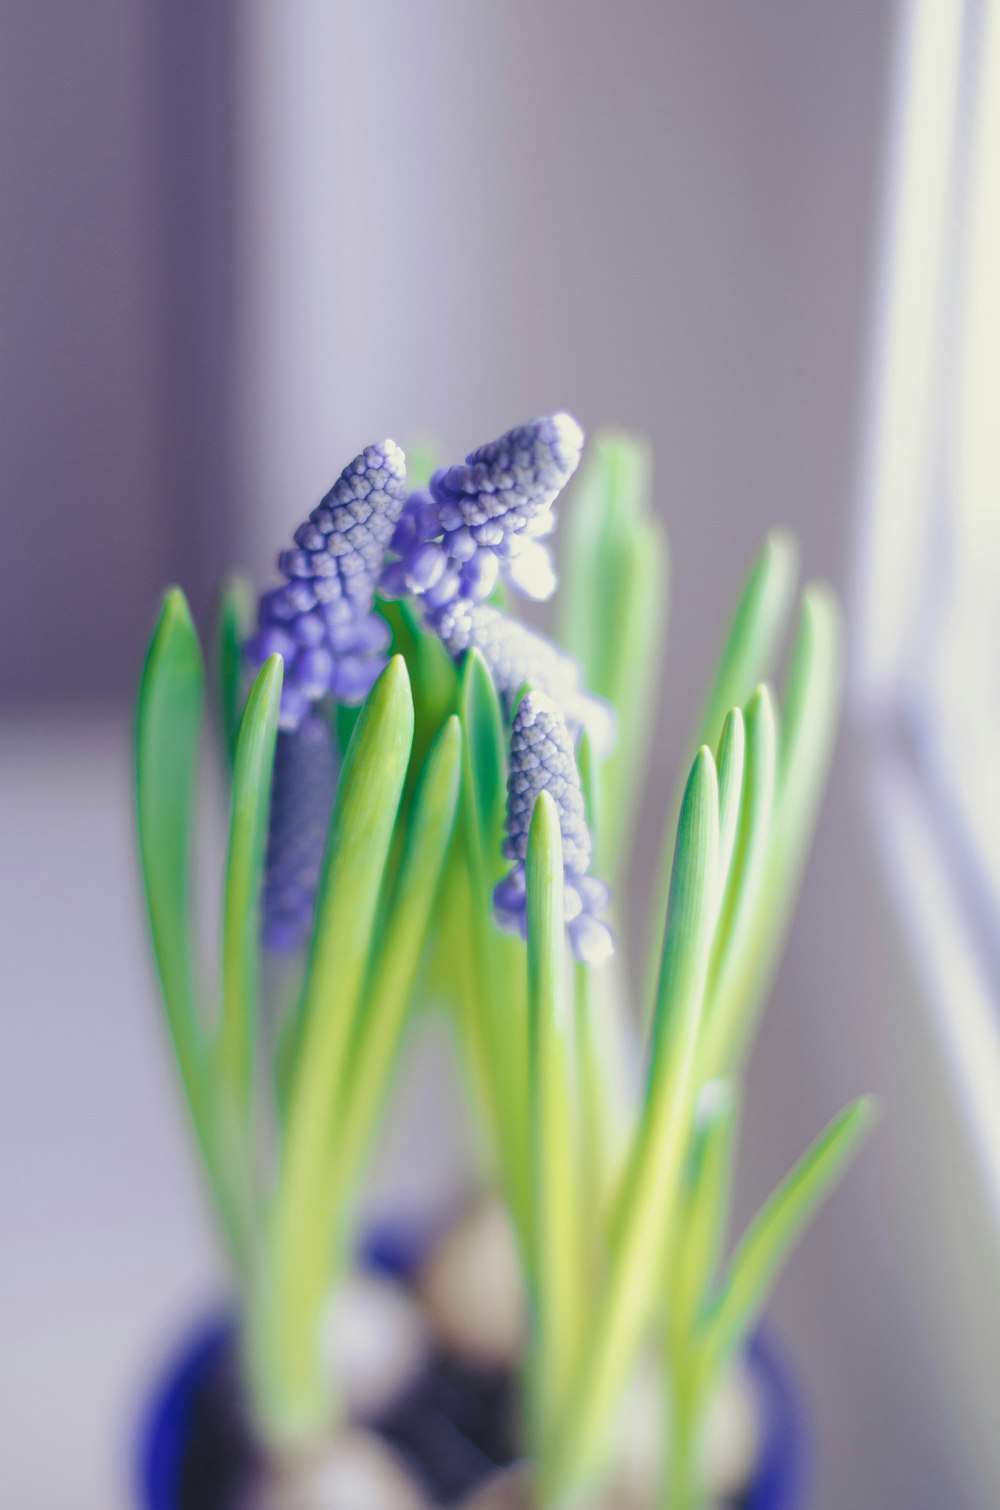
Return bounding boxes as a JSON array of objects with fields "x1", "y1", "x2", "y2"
[{"x1": 138, "y1": 1224, "x2": 809, "y2": 1509}]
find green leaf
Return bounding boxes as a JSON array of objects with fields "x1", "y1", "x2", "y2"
[
  {"x1": 334, "y1": 700, "x2": 362, "y2": 758},
  {"x1": 699, "y1": 685, "x2": 778, "y2": 1078},
  {"x1": 702, "y1": 1098, "x2": 875, "y2": 1377},
  {"x1": 777, "y1": 584, "x2": 842, "y2": 841},
  {"x1": 558, "y1": 434, "x2": 669, "y2": 876},
  {"x1": 670, "y1": 1080, "x2": 739, "y2": 1350},
  {"x1": 714, "y1": 708, "x2": 745, "y2": 895},
  {"x1": 334, "y1": 716, "x2": 462, "y2": 1189},
  {"x1": 702, "y1": 588, "x2": 842, "y2": 1078},
  {"x1": 559, "y1": 433, "x2": 655, "y2": 689},
  {"x1": 135, "y1": 589, "x2": 206, "y2": 1129},
  {"x1": 258, "y1": 656, "x2": 414, "y2": 1440},
  {"x1": 459, "y1": 647, "x2": 507, "y2": 870},
  {"x1": 548, "y1": 748, "x2": 720, "y2": 1499},
  {"x1": 215, "y1": 573, "x2": 254, "y2": 773},
  {"x1": 137, "y1": 590, "x2": 248, "y2": 1269},
  {"x1": 646, "y1": 534, "x2": 795, "y2": 1015},
  {"x1": 455, "y1": 649, "x2": 529, "y2": 1229},
  {"x1": 526, "y1": 791, "x2": 582, "y2": 1447},
  {"x1": 576, "y1": 728, "x2": 599, "y2": 845},
  {"x1": 218, "y1": 655, "x2": 282, "y2": 1119},
  {"x1": 696, "y1": 531, "x2": 799, "y2": 751},
  {"x1": 645, "y1": 747, "x2": 720, "y2": 1081}
]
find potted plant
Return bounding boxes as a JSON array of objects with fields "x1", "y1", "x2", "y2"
[{"x1": 135, "y1": 415, "x2": 873, "y2": 1508}]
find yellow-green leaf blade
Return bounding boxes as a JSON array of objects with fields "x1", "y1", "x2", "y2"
[
  {"x1": 697, "y1": 531, "x2": 799, "y2": 750},
  {"x1": 259, "y1": 656, "x2": 414, "y2": 1439},
  {"x1": 219, "y1": 654, "x2": 282, "y2": 1117},
  {"x1": 216, "y1": 572, "x2": 254, "y2": 772},
  {"x1": 135, "y1": 588, "x2": 206, "y2": 1120},
  {"x1": 548, "y1": 747, "x2": 720, "y2": 1499},
  {"x1": 526, "y1": 791, "x2": 581, "y2": 1451},
  {"x1": 336, "y1": 715, "x2": 463, "y2": 1188},
  {"x1": 702, "y1": 1097, "x2": 876, "y2": 1377}
]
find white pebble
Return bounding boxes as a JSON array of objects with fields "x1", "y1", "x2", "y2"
[
  {"x1": 457, "y1": 1462, "x2": 534, "y2": 1509},
  {"x1": 247, "y1": 1429, "x2": 428, "y2": 1510},
  {"x1": 702, "y1": 1352, "x2": 762, "y2": 1497},
  {"x1": 323, "y1": 1271, "x2": 429, "y2": 1419},
  {"x1": 416, "y1": 1198, "x2": 527, "y2": 1368}
]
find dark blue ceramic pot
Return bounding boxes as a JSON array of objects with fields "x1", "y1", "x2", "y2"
[{"x1": 139, "y1": 1227, "x2": 808, "y2": 1509}]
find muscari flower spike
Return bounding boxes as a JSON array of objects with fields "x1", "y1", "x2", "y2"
[
  {"x1": 434, "y1": 598, "x2": 617, "y2": 758},
  {"x1": 262, "y1": 712, "x2": 337, "y2": 953},
  {"x1": 381, "y1": 412, "x2": 583, "y2": 609},
  {"x1": 246, "y1": 441, "x2": 406, "y2": 729},
  {"x1": 494, "y1": 691, "x2": 614, "y2": 967}
]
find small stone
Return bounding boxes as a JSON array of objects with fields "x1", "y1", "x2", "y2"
[
  {"x1": 603, "y1": 1355, "x2": 665, "y2": 1507},
  {"x1": 456, "y1": 1462, "x2": 534, "y2": 1510},
  {"x1": 247, "y1": 1429, "x2": 429, "y2": 1510},
  {"x1": 323, "y1": 1272, "x2": 430, "y2": 1420},
  {"x1": 416, "y1": 1199, "x2": 527, "y2": 1369},
  {"x1": 701, "y1": 1353, "x2": 762, "y2": 1498}
]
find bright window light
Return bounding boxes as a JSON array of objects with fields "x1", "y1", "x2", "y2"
[{"x1": 855, "y1": 0, "x2": 1000, "y2": 1210}]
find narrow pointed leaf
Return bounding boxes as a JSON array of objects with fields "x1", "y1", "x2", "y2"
[
  {"x1": 714, "y1": 709, "x2": 745, "y2": 896},
  {"x1": 135, "y1": 589, "x2": 206, "y2": 1117},
  {"x1": 459, "y1": 647, "x2": 507, "y2": 871},
  {"x1": 216, "y1": 572, "x2": 254, "y2": 772},
  {"x1": 334, "y1": 700, "x2": 362, "y2": 758},
  {"x1": 526, "y1": 791, "x2": 582, "y2": 1444},
  {"x1": 136, "y1": 591, "x2": 247, "y2": 1267},
  {"x1": 456, "y1": 647, "x2": 528, "y2": 1227},
  {"x1": 777, "y1": 584, "x2": 843, "y2": 839},
  {"x1": 577, "y1": 727, "x2": 598, "y2": 840},
  {"x1": 219, "y1": 654, "x2": 282, "y2": 1117},
  {"x1": 700, "y1": 685, "x2": 778, "y2": 1077},
  {"x1": 336, "y1": 716, "x2": 462, "y2": 1187},
  {"x1": 549, "y1": 749, "x2": 720, "y2": 1498},
  {"x1": 697, "y1": 532, "x2": 799, "y2": 750},
  {"x1": 260, "y1": 656, "x2": 414, "y2": 1436},
  {"x1": 647, "y1": 534, "x2": 795, "y2": 1011},
  {"x1": 703, "y1": 1098, "x2": 875, "y2": 1375},
  {"x1": 671, "y1": 1080, "x2": 739, "y2": 1347},
  {"x1": 705, "y1": 589, "x2": 842, "y2": 1076},
  {"x1": 559, "y1": 434, "x2": 668, "y2": 875}
]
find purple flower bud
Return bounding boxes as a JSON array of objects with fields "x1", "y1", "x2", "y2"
[
  {"x1": 434, "y1": 412, "x2": 584, "y2": 527},
  {"x1": 380, "y1": 414, "x2": 583, "y2": 606},
  {"x1": 263, "y1": 712, "x2": 337, "y2": 953},
  {"x1": 247, "y1": 440, "x2": 406, "y2": 726},
  {"x1": 295, "y1": 646, "x2": 335, "y2": 697},
  {"x1": 405, "y1": 540, "x2": 448, "y2": 592},
  {"x1": 459, "y1": 548, "x2": 499, "y2": 601},
  {"x1": 379, "y1": 560, "x2": 410, "y2": 600},
  {"x1": 504, "y1": 539, "x2": 556, "y2": 601},
  {"x1": 568, "y1": 911, "x2": 615, "y2": 968},
  {"x1": 423, "y1": 569, "x2": 461, "y2": 609},
  {"x1": 330, "y1": 655, "x2": 381, "y2": 703},
  {"x1": 431, "y1": 599, "x2": 616, "y2": 757},
  {"x1": 493, "y1": 692, "x2": 613, "y2": 964}
]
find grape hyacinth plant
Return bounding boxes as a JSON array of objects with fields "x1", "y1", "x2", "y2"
[{"x1": 135, "y1": 413, "x2": 874, "y2": 1509}]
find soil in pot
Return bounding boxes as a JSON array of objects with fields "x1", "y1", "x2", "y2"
[{"x1": 148, "y1": 1201, "x2": 783, "y2": 1509}]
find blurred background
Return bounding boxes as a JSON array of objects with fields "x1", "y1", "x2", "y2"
[{"x1": 3, "y1": 1, "x2": 999, "y2": 1505}]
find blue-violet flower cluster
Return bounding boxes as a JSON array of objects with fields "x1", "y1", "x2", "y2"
[
  {"x1": 494, "y1": 691, "x2": 614, "y2": 966},
  {"x1": 434, "y1": 598, "x2": 616, "y2": 758},
  {"x1": 262, "y1": 713, "x2": 337, "y2": 953},
  {"x1": 246, "y1": 441, "x2": 406, "y2": 730},
  {"x1": 247, "y1": 415, "x2": 614, "y2": 963},
  {"x1": 381, "y1": 413, "x2": 583, "y2": 610}
]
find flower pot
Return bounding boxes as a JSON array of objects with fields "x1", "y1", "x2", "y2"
[{"x1": 138, "y1": 1227, "x2": 808, "y2": 1509}]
